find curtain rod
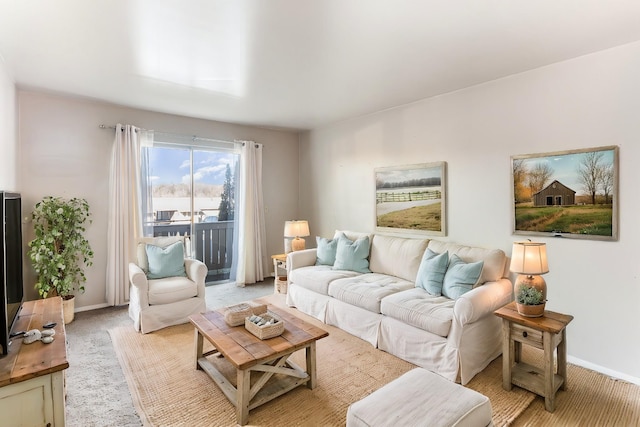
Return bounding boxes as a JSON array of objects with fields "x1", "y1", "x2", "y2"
[{"x1": 98, "y1": 124, "x2": 235, "y2": 145}]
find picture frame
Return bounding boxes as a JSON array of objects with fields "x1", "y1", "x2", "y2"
[
  {"x1": 511, "y1": 145, "x2": 619, "y2": 241},
  {"x1": 375, "y1": 162, "x2": 447, "y2": 236}
]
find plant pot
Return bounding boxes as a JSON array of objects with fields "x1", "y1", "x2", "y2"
[
  {"x1": 516, "y1": 302, "x2": 545, "y2": 318},
  {"x1": 62, "y1": 295, "x2": 75, "y2": 324}
]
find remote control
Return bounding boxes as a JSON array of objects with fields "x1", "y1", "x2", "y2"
[{"x1": 43, "y1": 322, "x2": 57, "y2": 329}]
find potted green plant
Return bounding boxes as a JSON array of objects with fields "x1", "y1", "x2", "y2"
[
  {"x1": 28, "y1": 196, "x2": 94, "y2": 324},
  {"x1": 515, "y1": 284, "x2": 546, "y2": 317}
]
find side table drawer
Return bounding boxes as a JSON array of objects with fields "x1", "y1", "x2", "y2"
[{"x1": 511, "y1": 323, "x2": 543, "y2": 349}]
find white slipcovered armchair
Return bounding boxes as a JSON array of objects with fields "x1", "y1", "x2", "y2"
[{"x1": 128, "y1": 236, "x2": 207, "y2": 333}]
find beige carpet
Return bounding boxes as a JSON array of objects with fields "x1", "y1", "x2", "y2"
[{"x1": 110, "y1": 295, "x2": 535, "y2": 426}]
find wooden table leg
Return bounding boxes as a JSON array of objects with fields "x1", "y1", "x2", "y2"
[
  {"x1": 558, "y1": 329, "x2": 568, "y2": 391},
  {"x1": 306, "y1": 342, "x2": 317, "y2": 389},
  {"x1": 237, "y1": 368, "x2": 251, "y2": 425},
  {"x1": 514, "y1": 341, "x2": 522, "y2": 363},
  {"x1": 273, "y1": 258, "x2": 279, "y2": 294},
  {"x1": 543, "y1": 331, "x2": 555, "y2": 412},
  {"x1": 194, "y1": 328, "x2": 203, "y2": 370},
  {"x1": 501, "y1": 319, "x2": 513, "y2": 391}
]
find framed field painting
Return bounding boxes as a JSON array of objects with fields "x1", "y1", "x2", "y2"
[
  {"x1": 375, "y1": 162, "x2": 447, "y2": 236},
  {"x1": 511, "y1": 145, "x2": 619, "y2": 241}
]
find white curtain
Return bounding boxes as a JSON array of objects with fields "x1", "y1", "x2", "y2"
[
  {"x1": 106, "y1": 124, "x2": 154, "y2": 305},
  {"x1": 232, "y1": 141, "x2": 267, "y2": 286}
]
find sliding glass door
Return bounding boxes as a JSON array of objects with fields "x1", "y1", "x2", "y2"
[{"x1": 144, "y1": 143, "x2": 239, "y2": 283}]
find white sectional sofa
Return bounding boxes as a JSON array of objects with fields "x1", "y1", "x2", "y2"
[{"x1": 285, "y1": 231, "x2": 513, "y2": 385}]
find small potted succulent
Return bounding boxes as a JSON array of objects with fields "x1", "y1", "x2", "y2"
[
  {"x1": 28, "y1": 196, "x2": 94, "y2": 324},
  {"x1": 515, "y1": 284, "x2": 546, "y2": 317}
]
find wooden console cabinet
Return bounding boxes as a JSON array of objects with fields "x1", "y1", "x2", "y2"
[{"x1": 0, "y1": 297, "x2": 69, "y2": 426}]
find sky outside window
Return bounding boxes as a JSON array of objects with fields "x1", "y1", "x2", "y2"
[{"x1": 148, "y1": 147, "x2": 236, "y2": 186}]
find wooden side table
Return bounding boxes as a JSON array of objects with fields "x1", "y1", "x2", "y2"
[
  {"x1": 271, "y1": 254, "x2": 288, "y2": 294},
  {"x1": 494, "y1": 301, "x2": 573, "y2": 412}
]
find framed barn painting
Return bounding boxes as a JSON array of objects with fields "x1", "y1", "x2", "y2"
[
  {"x1": 511, "y1": 145, "x2": 619, "y2": 241},
  {"x1": 375, "y1": 162, "x2": 447, "y2": 236}
]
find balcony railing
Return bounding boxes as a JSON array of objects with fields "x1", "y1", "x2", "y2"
[{"x1": 152, "y1": 221, "x2": 234, "y2": 282}]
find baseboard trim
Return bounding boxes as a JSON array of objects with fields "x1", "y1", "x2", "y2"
[
  {"x1": 568, "y1": 355, "x2": 640, "y2": 385},
  {"x1": 75, "y1": 302, "x2": 110, "y2": 313}
]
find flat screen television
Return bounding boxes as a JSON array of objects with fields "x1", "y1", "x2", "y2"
[{"x1": 0, "y1": 191, "x2": 24, "y2": 355}]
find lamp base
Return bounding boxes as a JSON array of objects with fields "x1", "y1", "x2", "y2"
[
  {"x1": 514, "y1": 274, "x2": 547, "y2": 317},
  {"x1": 514, "y1": 274, "x2": 547, "y2": 299},
  {"x1": 291, "y1": 237, "x2": 306, "y2": 251}
]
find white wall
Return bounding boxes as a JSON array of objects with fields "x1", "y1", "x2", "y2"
[
  {"x1": 0, "y1": 60, "x2": 17, "y2": 190},
  {"x1": 18, "y1": 91, "x2": 299, "y2": 309},
  {"x1": 299, "y1": 41, "x2": 640, "y2": 382}
]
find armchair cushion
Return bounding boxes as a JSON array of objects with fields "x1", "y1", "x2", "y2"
[
  {"x1": 137, "y1": 235, "x2": 186, "y2": 273},
  {"x1": 148, "y1": 276, "x2": 198, "y2": 305},
  {"x1": 145, "y1": 241, "x2": 187, "y2": 279}
]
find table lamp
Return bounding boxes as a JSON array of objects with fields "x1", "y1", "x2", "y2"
[
  {"x1": 284, "y1": 220, "x2": 310, "y2": 252},
  {"x1": 509, "y1": 240, "x2": 549, "y2": 303}
]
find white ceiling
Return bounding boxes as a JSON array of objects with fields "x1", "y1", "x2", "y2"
[{"x1": 2, "y1": 1, "x2": 640, "y2": 131}]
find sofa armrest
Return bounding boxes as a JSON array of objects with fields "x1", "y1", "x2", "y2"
[
  {"x1": 453, "y1": 278, "x2": 513, "y2": 325},
  {"x1": 286, "y1": 249, "x2": 317, "y2": 274},
  {"x1": 185, "y1": 258, "x2": 207, "y2": 298}
]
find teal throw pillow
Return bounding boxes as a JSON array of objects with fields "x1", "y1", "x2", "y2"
[
  {"x1": 442, "y1": 254, "x2": 484, "y2": 299},
  {"x1": 145, "y1": 241, "x2": 187, "y2": 279},
  {"x1": 316, "y1": 236, "x2": 338, "y2": 266},
  {"x1": 415, "y1": 249, "x2": 449, "y2": 296},
  {"x1": 332, "y1": 235, "x2": 371, "y2": 273}
]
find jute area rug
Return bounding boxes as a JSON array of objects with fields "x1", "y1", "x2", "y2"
[{"x1": 110, "y1": 295, "x2": 533, "y2": 427}]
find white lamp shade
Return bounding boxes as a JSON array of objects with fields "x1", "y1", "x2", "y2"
[
  {"x1": 509, "y1": 241, "x2": 549, "y2": 275},
  {"x1": 284, "y1": 220, "x2": 310, "y2": 238}
]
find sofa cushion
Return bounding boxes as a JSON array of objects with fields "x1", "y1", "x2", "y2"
[
  {"x1": 380, "y1": 287, "x2": 455, "y2": 337},
  {"x1": 290, "y1": 265, "x2": 361, "y2": 295},
  {"x1": 316, "y1": 236, "x2": 338, "y2": 266},
  {"x1": 148, "y1": 276, "x2": 198, "y2": 305},
  {"x1": 415, "y1": 249, "x2": 449, "y2": 296},
  {"x1": 442, "y1": 254, "x2": 483, "y2": 299},
  {"x1": 369, "y1": 235, "x2": 429, "y2": 282},
  {"x1": 334, "y1": 230, "x2": 375, "y2": 246},
  {"x1": 333, "y1": 234, "x2": 371, "y2": 273},
  {"x1": 428, "y1": 240, "x2": 506, "y2": 285},
  {"x1": 328, "y1": 273, "x2": 414, "y2": 313}
]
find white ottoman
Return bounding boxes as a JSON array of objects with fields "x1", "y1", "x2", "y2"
[{"x1": 346, "y1": 368, "x2": 493, "y2": 427}]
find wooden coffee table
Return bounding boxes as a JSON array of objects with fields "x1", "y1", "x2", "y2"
[{"x1": 190, "y1": 303, "x2": 329, "y2": 425}]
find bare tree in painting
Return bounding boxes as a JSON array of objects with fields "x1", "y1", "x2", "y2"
[
  {"x1": 526, "y1": 163, "x2": 553, "y2": 196},
  {"x1": 599, "y1": 163, "x2": 614, "y2": 204},
  {"x1": 577, "y1": 151, "x2": 604, "y2": 205}
]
